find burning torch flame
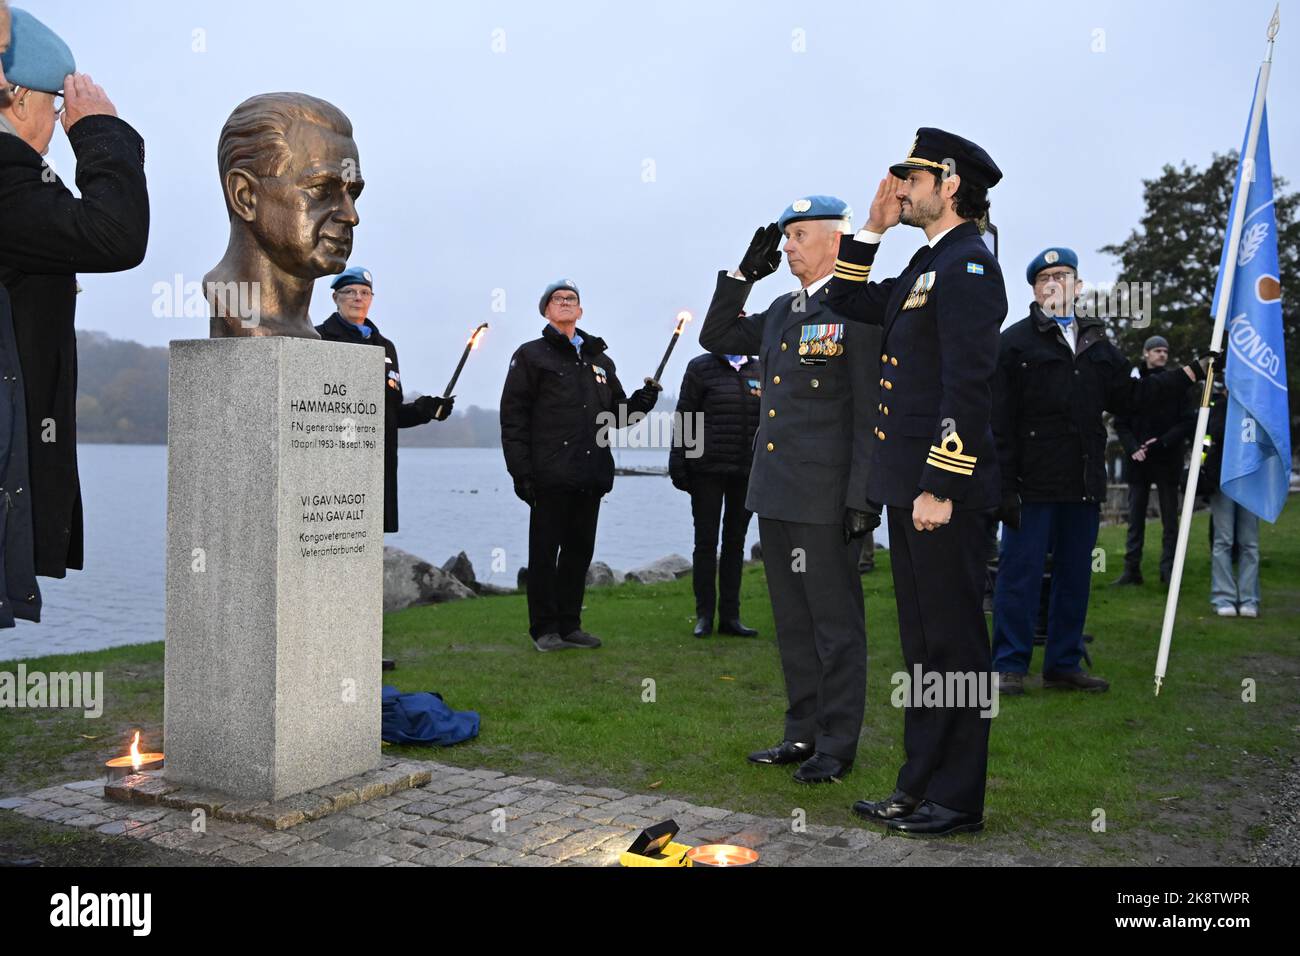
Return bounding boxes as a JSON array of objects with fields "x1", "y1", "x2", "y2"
[
  {"x1": 129, "y1": 731, "x2": 142, "y2": 771},
  {"x1": 674, "y1": 310, "x2": 693, "y2": 335},
  {"x1": 468, "y1": 326, "x2": 488, "y2": 350}
]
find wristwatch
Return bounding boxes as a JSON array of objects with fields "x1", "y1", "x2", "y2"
[{"x1": 930, "y1": 493, "x2": 950, "y2": 503}]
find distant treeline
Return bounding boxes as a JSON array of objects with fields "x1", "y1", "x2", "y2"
[
  {"x1": 76, "y1": 330, "x2": 169, "y2": 443},
  {"x1": 71, "y1": 329, "x2": 676, "y2": 446}
]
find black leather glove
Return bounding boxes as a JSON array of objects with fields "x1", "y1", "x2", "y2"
[
  {"x1": 670, "y1": 471, "x2": 692, "y2": 493},
  {"x1": 997, "y1": 492, "x2": 1021, "y2": 531},
  {"x1": 513, "y1": 478, "x2": 535, "y2": 507},
  {"x1": 630, "y1": 378, "x2": 662, "y2": 410},
  {"x1": 1191, "y1": 350, "x2": 1222, "y2": 383},
  {"x1": 415, "y1": 394, "x2": 455, "y2": 422},
  {"x1": 737, "y1": 222, "x2": 783, "y2": 283},
  {"x1": 842, "y1": 506, "x2": 880, "y2": 544}
]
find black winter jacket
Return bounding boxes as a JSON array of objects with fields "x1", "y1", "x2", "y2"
[
  {"x1": 0, "y1": 284, "x2": 40, "y2": 625},
  {"x1": 500, "y1": 323, "x2": 657, "y2": 495},
  {"x1": 315, "y1": 312, "x2": 432, "y2": 533},
  {"x1": 0, "y1": 115, "x2": 150, "y2": 578},
  {"x1": 1113, "y1": 362, "x2": 1197, "y2": 468},
  {"x1": 668, "y1": 352, "x2": 761, "y2": 484},
  {"x1": 993, "y1": 304, "x2": 1194, "y2": 503}
]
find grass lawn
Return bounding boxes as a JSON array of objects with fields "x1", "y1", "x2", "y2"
[{"x1": 2, "y1": 505, "x2": 1296, "y2": 864}]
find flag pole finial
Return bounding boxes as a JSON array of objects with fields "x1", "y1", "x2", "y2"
[{"x1": 1268, "y1": 4, "x2": 1281, "y2": 51}]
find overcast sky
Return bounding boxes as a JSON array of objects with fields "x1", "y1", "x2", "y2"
[{"x1": 31, "y1": 0, "x2": 1298, "y2": 408}]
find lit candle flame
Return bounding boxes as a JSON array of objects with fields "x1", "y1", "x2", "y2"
[
  {"x1": 674, "y1": 310, "x2": 693, "y2": 334},
  {"x1": 468, "y1": 326, "x2": 488, "y2": 350},
  {"x1": 129, "y1": 731, "x2": 142, "y2": 771}
]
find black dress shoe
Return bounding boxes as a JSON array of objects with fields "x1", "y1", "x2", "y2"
[
  {"x1": 693, "y1": 617, "x2": 712, "y2": 638},
  {"x1": 793, "y1": 752, "x2": 852, "y2": 784},
  {"x1": 885, "y1": 800, "x2": 984, "y2": 837},
  {"x1": 852, "y1": 790, "x2": 920, "y2": 823},
  {"x1": 718, "y1": 619, "x2": 758, "y2": 637},
  {"x1": 1111, "y1": 570, "x2": 1144, "y2": 587},
  {"x1": 1042, "y1": 669, "x2": 1109, "y2": 692},
  {"x1": 747, "y1": 740, "x2": 813, "y2": 765}
]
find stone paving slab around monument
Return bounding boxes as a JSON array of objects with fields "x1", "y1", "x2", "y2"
[{"x1": 0, "y1": 759, "x2": 1021, "y2": 867}]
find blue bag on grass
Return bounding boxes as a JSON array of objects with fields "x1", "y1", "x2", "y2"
[{"x1": 381, "y1": 685, "x2": 480, "y2": 746}]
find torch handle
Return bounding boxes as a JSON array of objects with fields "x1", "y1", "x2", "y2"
[
  {"x1": 443, "y1": 322, "x2": 490, "y2": 396},
  {"x1": 444, "y1": 350, "x2": 470, "y2": 397},
  {"x1": 653, "y1": 334, "x2": 681, "y2": 385}
]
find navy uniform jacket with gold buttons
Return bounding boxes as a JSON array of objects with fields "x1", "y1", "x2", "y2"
[
  {"x1": 699, "y1": 272, "x2": 878, "y2": 524},
  {"x1": 824, "y1": 221, "x2": 1005, "y2": 511}
]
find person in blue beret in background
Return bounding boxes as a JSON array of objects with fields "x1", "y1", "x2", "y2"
[
  {"x1": 0, "y1": 5, "x2": 150, "y2": 597},
  {"x1": 988, "y1": 247, "x2": 1205, "y2": 699},
  {"x1": 315, "y1": 266, "x2": 454, "y2": 535}
]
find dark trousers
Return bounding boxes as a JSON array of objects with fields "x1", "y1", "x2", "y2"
[
  {"x1": 526, "y1": 489, "x2": 601, "y2": 639},
  {"x1": 757, "y1": 517, "x2": 866, "y2": 762},
  {"x1": 689, "y1": 472, "x2": 753, "y2": 620},
  {"x1": 887, "y1": 506, "x2": 992, "y2": 815},
  {"x1": 992, "y1": 502, "x2": 1100, "y2": 675},
  {"x1": 1124, "y1": 458, "x2": 1180, "y2": 577}
]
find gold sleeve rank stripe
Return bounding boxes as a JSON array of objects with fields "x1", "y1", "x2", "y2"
[
  {"x1": 926, "y1": 451, "x2": 976, "y2": 476},
  {"x1": 927, "y1": 432, "x2": 977, "y2": 475},
  {"x1": 833, "y1": 259, "x2": 872, "y2": 282}
]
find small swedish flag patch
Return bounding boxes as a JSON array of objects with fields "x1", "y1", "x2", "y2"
[{"x1": 966, "y1": 262, "x2": 985, "y2": 275}]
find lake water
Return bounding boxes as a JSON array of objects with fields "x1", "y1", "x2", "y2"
[{"x1": 6, "y1": 445, "x2": 889, "y2": 660}]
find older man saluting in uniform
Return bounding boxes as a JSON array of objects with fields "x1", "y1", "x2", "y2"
[
  {"x1": 827, "y1": 129, "x2": 1004, "y2": 835},
  {"x1": 700, "y1": 196, "x2": 879, "y2": 784},
  {"x1": 0, "y1": 6, "x2": 149, "y2": 585}
]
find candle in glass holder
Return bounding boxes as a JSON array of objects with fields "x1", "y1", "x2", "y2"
[{"x1": 686, "y1": 844, "x2": 759, "y2": 867}]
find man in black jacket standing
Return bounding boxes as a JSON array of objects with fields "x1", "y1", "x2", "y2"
[
  {"x1": 990, "y1": 249, "x2": 1202, "y2": 697},
  {"x1": 0, "y1": 8, "x2": 148, "y2": 580},
  {"x1": 1112, "y1": 335, "x2": 1197, "y2": 586},
  {"x1": 669, "y1": 351, "x2": 761, "y2": 639},
  {"x1": 500, "y1": 280, "x2": 661, "y2": 652},
  {"x1": 315, "y1": 266, "x2": 453, "y2": 534}
]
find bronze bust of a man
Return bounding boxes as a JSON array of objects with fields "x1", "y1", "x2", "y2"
[{"x1": 205, "y1": 92, "x2": 364, "y2": 338}]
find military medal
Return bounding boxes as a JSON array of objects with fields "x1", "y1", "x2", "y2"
[{"x1": 799, "y1": 323, "x2": 844, "y2": 364}]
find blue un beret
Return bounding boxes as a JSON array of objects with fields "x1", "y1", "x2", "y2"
[
  {"x1": 539, "y1": 279, "x2": 579, "y2": 315},
  {"x1": 778, "y1": 195, "x2": 852, "y2": 233},
  {"x1": 330, "y1": 266, "x2": 373, "y2": 291},
  {"x1": 1, "y1": 8, "x2": 76, "y2": 95},
  {"x1": 1026, "y1": 247, "x2": 1079, "y2": 285}
]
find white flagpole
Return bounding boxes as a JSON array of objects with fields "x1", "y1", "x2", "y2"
[{"x1": 1154, "y1": 5, "x2": 1280, "y2": 695}]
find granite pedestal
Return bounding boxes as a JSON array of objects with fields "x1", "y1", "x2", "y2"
[{"x1": 164, "y1": 337, "x2": 385, "y2": 801}]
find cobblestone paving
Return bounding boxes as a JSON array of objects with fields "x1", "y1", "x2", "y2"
[{"x1": 0, "y1": 761, "x2": 1021, "y2": 867}]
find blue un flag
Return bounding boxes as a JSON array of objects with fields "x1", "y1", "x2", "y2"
[{"x1": 1213, "y1": 76, "x2": 1291, "y2": 523}]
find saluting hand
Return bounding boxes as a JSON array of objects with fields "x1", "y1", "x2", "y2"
[
  {"x1": 61, "y1": 73, "x2": 117, "y2": 133},
  {"x1": 864, "y1": 175, "x2": 904, "y2": 233},
  {"x1": 737, "y1": 223, "x2": 783, "y2": 282}
]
